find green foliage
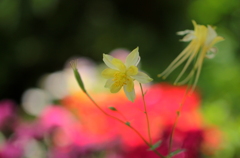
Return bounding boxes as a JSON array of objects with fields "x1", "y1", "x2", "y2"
[
  {"x1": 168, "y1": 149, "x2": 185, "y2": 158},
  {"x1": 125, "y1": 122, "x2": 131, "y2": 126},
  {"x1": 108, "y1": 107, "x2": 117, "y2": 111},
  {"x1": 148, "y1": 140, "x2": 162, "y2": 151}
]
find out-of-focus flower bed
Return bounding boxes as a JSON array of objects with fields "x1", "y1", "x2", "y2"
[{"x1": 0, "y1": 50, "x2": 221, "y2": 158}]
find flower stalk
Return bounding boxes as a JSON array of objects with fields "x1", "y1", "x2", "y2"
[
  {"x1": 168, "y1": 87, "x2": 190, "y2": 154},
  {"x1": 140, "y1": 83, "x2": 152, "y2": 145}
]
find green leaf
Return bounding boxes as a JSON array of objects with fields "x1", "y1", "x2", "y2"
[
  {"x1": 108, "y1": 107, "x2": 117, "y2": 111},
  {"x1": 168, "y1": 149, "x2": 185, "y2": 158},
  {"x1": 148, "y1": 140, "x2": 162, "y2": 151},
  {"x1": 125, "y1": 122, "x2": 131, "y2": 126}
]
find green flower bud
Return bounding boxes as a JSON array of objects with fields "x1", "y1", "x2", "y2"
[
  {"x1": 70, "y1": 60, "x2": 86, "y2": 93},
  {"x1": 108, "y1": 107, "x2": 117, "y2": 111}
]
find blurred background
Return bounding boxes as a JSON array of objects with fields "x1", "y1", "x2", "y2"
[{"x1": 0, "y1": 0, "x2": 240, "y2": 157}]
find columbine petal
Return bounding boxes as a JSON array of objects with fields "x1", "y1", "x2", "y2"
[
  {"x1": 132, "y1": 71, "x2": 153, "y2": 83},
  {"x1": 205, "y1": 25, "x2": 217, "y2": 45},
  {"x1": 111, "y1": 58, "x2": 126, "y2": 72},
  {"x1": 192, "y1": 20, "x2": 198, "y2": 31},
  {"x1": 110, "y1": 83, "x2": 122, "y2": 93},
  {"x1": 104, "y1": 79, "x2": 114, "y2": 88},
  {"x1": 125, "y1": 47, "x2": 140, "y2": 68},
  {"x1": 103, "y1": 54, "x2": 117, "y2": 69},
  {"x1": 177, "y1": 30, "x2": 194, "y2": 36},
  {"x1": 126, "y1": 66, "x2": 138, "y2": 76},
  {"x1": 205, "y1": 47, "x2": 217, "y2": 59},
  {"x1": 208, "y1": 36, "x2": 224, "y2": 48},
  {"x1": 180, "y1": 33, "x2": 195, "y2": 42},
  {"x1": 101, "y1": 68, "x2": 118, "y2": 79},
  {"x1": 125, "y1": 78, "x2": 134, "y2": 92},
  {"x1": 123, "y1": 85, "x2": 135, "y2": 102}
]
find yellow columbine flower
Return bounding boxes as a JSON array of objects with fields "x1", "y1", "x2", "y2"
[
  {"x1": 158, "y1": 20, "x2": 224, "y2": 90},
  {"x1": 102, "y1": 47, "x2": 153, "y2": 102}
]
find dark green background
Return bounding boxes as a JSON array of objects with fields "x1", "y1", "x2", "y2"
[{"x1": 1, "y1": 0, "x2": 238, "y2": 102}]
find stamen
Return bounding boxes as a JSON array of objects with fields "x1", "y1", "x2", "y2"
[{"x1": 113, "y1": 72, "x2": 129, "y2": 87}]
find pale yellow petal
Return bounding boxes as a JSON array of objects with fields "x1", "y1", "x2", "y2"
[
  {"x1": 123, "y1": 85, "x2": 135, "y2": 102},
  {"x1": 205, "y1": 25, "x2": 217, "y2": 45},
  {"x1": 125, "y1": 47, "x2": 140, "y2": 67},
  {"x1": 110, "y1": 82, "x2": 122, "y2": 93},
  {"x1": 104, "y1": 79, "x2": 114, "y2": 88},
  {"x1": 132, "y1": 71, "x2": 153, "y2": 83},
  {"x1": 125, "y1": 79, "x2": 134, "y2": 92},
  {"x1": 177, "y1": 30, "x2": 193, "y2": 36},
  {"x1": 205, "y1": 47, "x2": 217, "y2": 59},
  {"x1": 192, "y1": 20, "x2": 198, "y2": 31},
  {"x1": 209, "y1": 36, "x2": 224, "y2": 48},
  {"x1": 180, "y1": 32, "x2": 195, "y2": 42},
  {"x1": 196, "y1": 25, "x2": 208, "y2": 45},
  {"x1": 101, "y1": 68, "x2": 118, "y2": 79},
  {"x1": 126, "y1": 66, "x2": 138, "y2": 76},
  {"x1": 103, "y1": 54, "x2": 117, "y2": 69},
  {"x1": 111, "y1": 58, "x2": 126, "y2": 72}
]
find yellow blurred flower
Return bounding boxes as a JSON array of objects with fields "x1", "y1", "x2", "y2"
[
  {"x1": 102, "y1": 47, "x2": 152, "y2": 102},
  {"x1": 158, "y1": 20, "x2": 224, "y2": 90}
]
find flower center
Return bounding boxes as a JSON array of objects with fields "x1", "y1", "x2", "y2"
[{"x1": 113, "y1": 72, "x2": 130, "y2": 87}]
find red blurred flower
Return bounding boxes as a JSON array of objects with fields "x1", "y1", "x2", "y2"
[{"x1": 58, "y1": 83, "x2": 218, "y2": 157}]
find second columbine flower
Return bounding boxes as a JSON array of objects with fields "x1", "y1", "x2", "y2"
[
  {"x1": 101, "y1": 47, "x2": 152, "y2": 102},
  {"x1": 158, "y1": 20, "x2": 224, "y2": 91}
]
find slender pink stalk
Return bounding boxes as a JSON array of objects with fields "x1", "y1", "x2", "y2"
[
  {"x1": 168, "y1": 89, "x2": 189, "y2": 153},
  {"x1": 139, "y1": 83, "x2": 152, "y2": 145}
]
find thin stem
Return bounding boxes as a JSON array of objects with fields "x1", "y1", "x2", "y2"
[
  {"x1": 168, "y1": 89, "x2": 189, "y2": 154},
  {"x1": 117, "y1": 110, "x2": 128, "y2": 121},
  {"x1": 85, "y1": 92, "x2": 147, "y2": 142},
  {"x1": 128, "y1": 125, "x2": 165, "y2": 158},
  {"x1": 139, "y1": 83, "x2": 152, "y2": 145},
  {"x1": 84, "y1": 92, "x2": 165, "y2": 158}
]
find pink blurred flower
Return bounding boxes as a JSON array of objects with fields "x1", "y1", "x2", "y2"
[
  {"x1": 0, "y1": 100, "x2": 17, "y2": 130},
  {"x1": 39, "y1": 106, "x2": 80, "y2": 148},
  {"x1": 0, "y1": 140, "x2": 23, "y2": 158}
]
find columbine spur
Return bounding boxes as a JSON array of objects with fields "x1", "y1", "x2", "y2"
[
  {"x1": 158, "y1": 20, "x2": 224, "y2": 90},
  {"x1": 101, "y1": 47, "x2": 153, "y2": 102}
]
